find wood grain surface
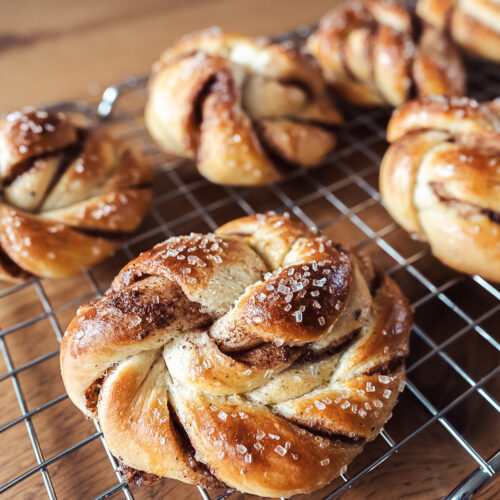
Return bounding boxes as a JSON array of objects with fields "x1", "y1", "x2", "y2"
[
  {"x1": 0, "y1": 1, "x2": 499, "y2": 500},
  {"x1": 0, "y1": 0, "x2": 336, "y2": 111}
]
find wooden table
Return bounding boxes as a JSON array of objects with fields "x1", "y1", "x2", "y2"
[
  {"x1": 0, "y1": 1, "x2": 498, "y2": 499},
  {"x1": 0, "y1": 0, "x2": 338, "y2": 111}
]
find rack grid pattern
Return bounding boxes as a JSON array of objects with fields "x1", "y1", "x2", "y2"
[{"x1": 1, "y1": 35, "x2": 499, "y2": 500}]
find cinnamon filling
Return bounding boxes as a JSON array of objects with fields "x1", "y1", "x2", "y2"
[
  {"x1": 70, "y1": 227, "x2": 135, "y2": 241},
  {"x1": 292, "y1": 419, "x2": 366, "y2": 445},
  {"x1": 191, "y1": 74, "x2": 218, "y2": 141},
  {"x1": 430, "y1": 181, "x2": 500, "y2": 224},
  {"x1": 84, "y1": 374, "x2": 105, "y2": 413},
  {"x1": 233, "y1": 342, "x2": 302, "y2": 369},
  {"x1": 482, "y1": 208, "x2": 500, "y2": 224},
  {"x1": 167, "y1": 401, "x2": 225, "y2": 489},
  {"x1": 118, "y1": 462, "x2": 161, "y2": 486},
  {"x1": 299, "y1": 329, "x2": 360, "y2": 363},
  {"x1": 283, "y1": 81, "x2": 313, "y2": 102},
  {"x1": 365, "y1": 356, "x2": 405, "y2": 377},
  {"x1": 0, "y1": 245, "x2": 31, "y2": 279},
  {"x1": 369, "y1": 270, "x2": 385, "y2": 295},
  {"x1": 104, "y1": 280, "x2": 215, "y2": 339}
]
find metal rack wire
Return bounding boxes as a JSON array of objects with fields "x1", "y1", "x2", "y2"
[{"x1": 0, "y1": 29, "x2": 499, "y2": 500}]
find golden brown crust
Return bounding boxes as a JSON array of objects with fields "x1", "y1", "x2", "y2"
[
  {"x1": 417, "y1": 0, "x2": 500, "y2": 62},
  {"x1": 277, "y1": 367, "x2": 405, "y2": 442},
  {"x1": 0, "y1": 109, "x2": 77, "y2": 177},
  {"x1": 307, "y1": 0, "x2": 465, "y2": 107},
  {"x1": 0, "y1": 108, "x2": 153, "y2": 282},
  {"x1": 145, "y1": 29, "x2": 342, "y2": 186},
  {"x1": 380, "y1": 96, "x2": 500, "y2": 282},
  {"x1": 61, "y1": 213, "x2": 412, "y2": 497},
  {"x1": 380, "y1": 129, "x2": 451, "y2": 237},
  {"x1": 99, "y1": 353, "x2": 223, "y2": 488},
  {"x1": 387, "y1": 95, "x2": 500, "y2": 142}
]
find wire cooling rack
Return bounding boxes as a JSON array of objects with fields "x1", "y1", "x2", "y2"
[{"x1": 1, "y1": 28, "x2": 500, "y2": 500}]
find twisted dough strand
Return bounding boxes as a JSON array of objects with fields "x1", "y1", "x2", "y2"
[{"x1": 61, "y1": 214, "x2": 412, "y2": 497}]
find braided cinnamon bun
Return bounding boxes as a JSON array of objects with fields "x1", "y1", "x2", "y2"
[
  {"x1": 0, "y1": 108, "x2": 152, "y2": 282},
  {"x1": 61, "y1": 213, "x2": 412, "y2": 497},
  {"x1": 417, "y1": 0, "x2": 500, "y2": 62},
  {"x1": 380, "y1": 95, "x2": 500, "y2": 282},
  {"x1": 307, "y1": 0, "x2": 465, "y2": 107},
  {"x1": 145, "y1": 29, "x2": 342, "y2": 186}
]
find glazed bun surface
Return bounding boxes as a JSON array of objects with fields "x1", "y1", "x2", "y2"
[{"x1": 61, "y1": 213, "x2": 412, "y2": 497}]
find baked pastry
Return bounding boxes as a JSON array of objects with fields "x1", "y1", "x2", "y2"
[
  {"x1": 61, "y1": 213, "x2": 412, "y2": 497},
  {"x1": 0, "y1": 108, "x2": 152, "y2": 282},
  {"x1": 307, "y1": 0, "x2": 465, "y2": 107},
  {"x1": 380, "y1": 95, "x2": 500, "y2": 282},
  {"x1": 417, "y1": 0, "x2": 500, "y2": 62},
  {"x1": 145, "y1": 29, "x2": 342, "y2": 186}
]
